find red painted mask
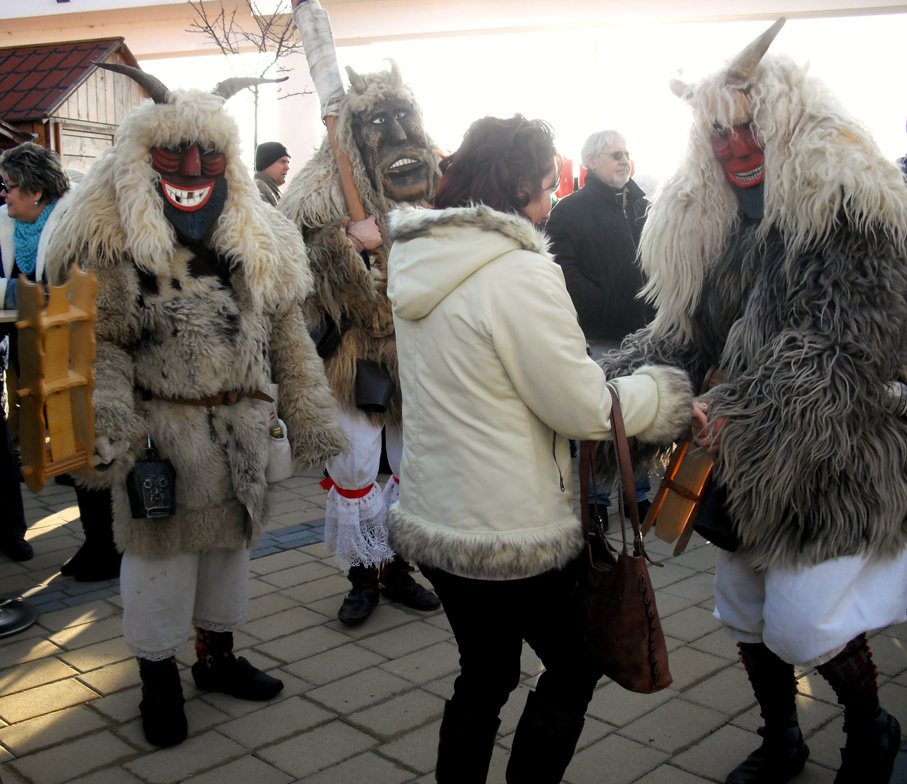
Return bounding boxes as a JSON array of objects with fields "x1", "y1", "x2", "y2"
[
  {"x1": 150, "y1": 143, "x2": 227, "y2": 212},
  {"x1": 710, "y1": 124, "x2": 764, "y2": 188}
]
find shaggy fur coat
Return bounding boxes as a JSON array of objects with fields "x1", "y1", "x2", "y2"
[
  {"x1": 601, "y1": 54, "x2": 907, "y2": 572},
  {"x1": 279, "y1": 65, "x2": 439, "y2": 424},
  {"x1": 46, "y1": 88, "x2": 349, "y2": 559}
]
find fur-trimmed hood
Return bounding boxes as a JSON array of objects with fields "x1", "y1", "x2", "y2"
[
  {"x1": 642, "y1": 53, "x2": 907, "y2": 346},
  {"x1": 388, "y1": 204, "x2": 550, "y2": 320},
  {"x1": 46, "y1": 89, "x2": 311, "y2": 311}
]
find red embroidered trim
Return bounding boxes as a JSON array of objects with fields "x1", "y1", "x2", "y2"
[{"x1": 319, "y1": 478, "x2": 374, "y2": 499}]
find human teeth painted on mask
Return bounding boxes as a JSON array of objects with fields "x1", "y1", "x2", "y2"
[
  {"x1": 388, "y1": 157, "x2": 419, "y2": 170},
  {"x1": 731, "y1": 165, "x2": 764, "y2": 186},
  {"x1": 162, "y1": 181, "x2": 214, "y2": 211}
]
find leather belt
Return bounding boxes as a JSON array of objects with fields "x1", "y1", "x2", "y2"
[{"x1": 141, "y1": 389, "x2": 273, "y2": 406}]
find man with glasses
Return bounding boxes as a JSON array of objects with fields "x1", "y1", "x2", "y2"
[{"x1": 546, "y1": 130, "x2": 653, "y2": 522}]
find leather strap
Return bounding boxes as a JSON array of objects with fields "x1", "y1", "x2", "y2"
[
  {"x1": 608, "y1": 386, "x2": 640, "y2": 556},
  {"x1": 144, "y1": 389, "x2": 273, "y2": 406},
  {"x1": 580, "y1": 386, "x2": 658, "y2": 564}
]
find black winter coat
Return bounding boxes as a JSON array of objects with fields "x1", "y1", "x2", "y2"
[{"x1": 546, "y1": 176, "x2": 652, "y2": 342}]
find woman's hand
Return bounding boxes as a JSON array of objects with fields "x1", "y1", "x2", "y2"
[{"x1": 691, "y1": 398, "x2": 725, "y2": 454}]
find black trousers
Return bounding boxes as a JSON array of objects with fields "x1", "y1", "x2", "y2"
[
  {"x1": 1, "y1": 398, "x2": 27, "y2": 541},
  {"x1": 421, "y1": 561, "x2": 603, "y2": 722}
]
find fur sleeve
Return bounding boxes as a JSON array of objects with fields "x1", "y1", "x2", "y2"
[
  {"x1": 595, "y1": 327, "x2": 697, "y2": 483},
  {"x1": 78, "y1": 262, "x2": 145, "y2": 490},
  {"x1": 269, "y1": 305, "x2": 350, "y2": 467},
  {"x1": 302, "y1": 222, "x2": 380, "y2": 327}
]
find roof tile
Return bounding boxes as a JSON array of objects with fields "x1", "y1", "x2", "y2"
[{"x1": 0, "y1": 38, "x2": 124, "y2": 121}]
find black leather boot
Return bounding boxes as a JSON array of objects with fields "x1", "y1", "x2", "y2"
[
  {"x1": 816, "y1": 634, "x2": 901, "y2": 784},
  {"x1": 338, "y1": 565, "x2": 380, "y2": 625},
  {"x1": 436, "y1": 699, "x2": 501, "y2": 784},
  {"x1": 833, "y1": 708, "x2": 901, "y2": 784},
  {"x1": 726, "y1": 642, "x2": 809, "y2": 784},
  {"x1": 726, "y1": 711, "x2": 809, "y2": 784},
  {"x1": 380, "y1": 555, "x2": 441, "y2": 611},
  {"x1": 138, "y1": 656, "x2": 187, "y2": 747},
  {"x1": 61, "y1": 486, "x2": 121, "y2": 581},
  {"x1": 506, "y1": 690, "x2": 586, "y2": 784},
  {"x1": 191, "y1": 628, "x2": 283, "y2": 700}
]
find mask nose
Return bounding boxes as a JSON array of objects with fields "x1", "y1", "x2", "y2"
[
  {"x1": 728, "y1": 132, "x2": 752, "y2": 158},
  {"x1": 389, "y1": 118, "x2": 408, "y2": 144},
  {"x1": 180, "y1": 143, "x2": 202, "y2": 177}
]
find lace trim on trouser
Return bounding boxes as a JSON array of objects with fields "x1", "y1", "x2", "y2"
[
  {"x1": 324, "y1": 482, "x2": 395, "y2": 571},
  {"x1": 134, "y1": 647, "x2": 179, "y2": 662}
]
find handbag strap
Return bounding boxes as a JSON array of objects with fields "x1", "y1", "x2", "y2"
[
  {"x1": 608, "y1": 386, "x2": 638, "y2": 556},
  {"x1": 579, "y1": 440, "x2": 606, "y2": 536},
  {"x1": 579, "y1": 387, "x2": 660, "y2": 564},
  {"x1": 609, "y1": 386, "x2": 660, "y2": 565}
]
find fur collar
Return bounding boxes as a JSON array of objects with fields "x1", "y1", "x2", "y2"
[{"x1": 388, "y1": 204, "x2": 551, "y2": 257}]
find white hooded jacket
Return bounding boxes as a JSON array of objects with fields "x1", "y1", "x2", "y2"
[{"x1": 386, "y1": 204, "x2": 691, "y2": 580}]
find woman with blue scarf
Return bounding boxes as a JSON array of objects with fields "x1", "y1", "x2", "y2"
[{"x1": 0, "y1": 143, "x2": 119, "y2": 579}]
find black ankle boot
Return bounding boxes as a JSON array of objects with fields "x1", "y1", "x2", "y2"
[
  {"x1": 816, "y1": 634, "x2": 901, "y2": 784},
  {"x1": 338, "y1": 565, "x2": 380, "y2": 625},
  {"x1": 833, "y1": 708, "x2": 901, "y2": 784},
  {"x1": 436, "y1": 699, "x2": 501, "y2": 784},
  {"x1": 506, "y1": 690, "x2": 586, "y2": 784},
  {"x1": 725, "y1": 711, "x2": 809, "y2": 784},
  {"x1": 138, "y1": 657, "x2": 187, "y2": 747},
  {"x1": 60, "y1": 542, "x2": 121, "y2": 581},
  {"x1": 380, "y1": 556, "x2": 440, "y2": 611},
  {"x1": 191, "y1": 628, "x2": 283, "y2": 700}
]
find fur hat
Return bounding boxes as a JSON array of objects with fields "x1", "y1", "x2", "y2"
[{"x1": 256, "y1": 141, "x2": 290, "y2": 171}]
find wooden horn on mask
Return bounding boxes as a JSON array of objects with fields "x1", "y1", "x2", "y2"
[
  {"x1": 212, "y1": 76, "x2": 288, "y2": 101},
  {"x1": 726, "y1": 17, "x2": 786, "y2": 85},
  {"x1": 345, "y1": 65, "x2": 367, "y2": 94},
  {"x1": 670, "y1": 78, "x2": 691, "y2": 99},
  {"x1": 93, "y1": 61, "x2": 171, "y2": 104},
  {"x1": 386, "y1": 58, "x2": 403, "y2": 87}
]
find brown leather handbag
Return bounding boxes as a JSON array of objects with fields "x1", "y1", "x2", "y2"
[{"x1": 575, "y1": 387, "x2": 673, "y2": 694}]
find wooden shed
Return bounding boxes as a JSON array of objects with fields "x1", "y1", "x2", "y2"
[{"x1": 0, "y1": 38, "x2": 148, "y2": 172}]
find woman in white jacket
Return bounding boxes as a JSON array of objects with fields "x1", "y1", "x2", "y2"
[{"x1": 386, "y1": 115, "x2": 693, "y2": 784}]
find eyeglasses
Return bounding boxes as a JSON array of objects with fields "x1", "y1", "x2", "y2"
[
  {"x1": 0, "y1": 181, "x2": 19, "y2": 194},
  {"x1": 601, "y1": 150, "x2": 631, "y2": 162}
]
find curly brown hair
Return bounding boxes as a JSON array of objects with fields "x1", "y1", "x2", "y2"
[
  {"x1": 434, "y1": 115, "x2": 557, "y2": 214},
  {"x1": 0, "y1": 142, "x2": 70, "y2": 204}
]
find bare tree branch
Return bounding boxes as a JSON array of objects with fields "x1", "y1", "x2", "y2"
[{"x1": 186, "y1": 0, "x2": 311, "y2": 152}]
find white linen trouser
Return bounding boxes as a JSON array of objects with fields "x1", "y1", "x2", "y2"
[
  {"x1": 714, "y1": 547, "x2": 907, "y2": 667},
  {"x1": 121, "y1": 547, "x2": 250, "y2": 661},
  {"x1": 324, "y1": 404, "x2": 402, "y2": 571}
]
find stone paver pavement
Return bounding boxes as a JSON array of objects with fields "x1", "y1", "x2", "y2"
[{"x1": 1, "y1": 468, "x2": 905, "y2": 783}]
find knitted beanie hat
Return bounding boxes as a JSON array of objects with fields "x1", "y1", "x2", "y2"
[{"x1": 256, "y1": 142, "x2": 290, "y2": 171}]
